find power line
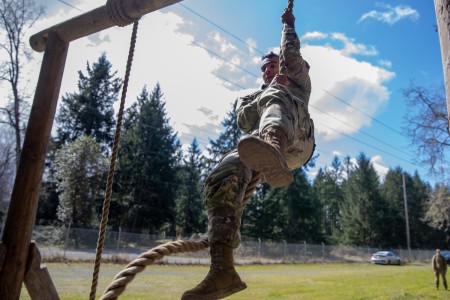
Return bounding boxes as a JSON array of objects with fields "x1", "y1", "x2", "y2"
[
  {"x1": 323, "y1": 89, "x2": 405, "y2": 137},
  {"x1": 190, "y1": 40, "x2": 259, "y2": 78},
  {"x1": 55, "y1": 0, "x2": 84, "y2": 12},
  {"x1": 315, "y1": 120, "x2": 417, "y2": 167},
  {"x1": 309, "y1": 104, "x2": 413, "y2": 158},
  {"x1": 178, "y1": 3, "x2": 265, "y2": 55}
]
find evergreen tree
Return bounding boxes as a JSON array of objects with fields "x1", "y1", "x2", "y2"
[
  {"x1": 337, "y1": 152, "x2": 387, "y2": 247},
  {"x1": 380, "y1": 168, "x2": 436, "y2": 248},
  {"x1": 54, "y1": 136, "x2": 106, "y2": 228},
  {"x1": 113, "y1": 84, "x2": 180, "y2": 234},
  {"x1": 409, "y1": 172, "x2": 438, "y2": 248},
  {"x1": 243, "y1": 169, "x2": 322, "y2": 243},
  {"x1": 175, "y1": 138, "x2": 207, "y2": 237},
  {"x1": 313, "y1": 157, "x2": 344, "y2": 242},
  {"x1": 379, "y1": 167, "x2": 407, "y2": 247},
  {"x1": 206, "y1": 99, "x2": 242, "y2": 172},
  {"x1": 275, "y1": 168, "x2": 323, "y2": 243},
  {"x1": 55, "y1": 53, "x2": 122, "y2": 154}
]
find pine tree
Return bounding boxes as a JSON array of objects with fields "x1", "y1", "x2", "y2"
[
  {"x1": 206, "y1": 99, "x2": 242, "y2": 172},
  {"x1": 337, "y1": 152, "x2": 387, "y2": 247},
  {"x1": 113, "y1": 84, "x2": 181, "y2": 234},
  {"x1": 271, "y1": 168, "x2": 323, "y2": 243},
  {"x1": 175, "y1": 138, "x2": 207, "y2": 237},
  {"x1": 313, "y1": 158, "x2": 344, "y2": 242},
  {"x1": 55, "y1": 53, "x2": 122, "y2": 154}
]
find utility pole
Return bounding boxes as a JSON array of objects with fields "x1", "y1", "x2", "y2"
[
  {"x1": 434, "y1": 0, "x2": 450, "y2": 133},
  {"x1": 402, "y1": 173, "x2": 412, "y2": 260}
]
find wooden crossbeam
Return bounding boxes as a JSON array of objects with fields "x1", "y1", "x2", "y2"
[{"x1": 31, "y1": 0, "x2": 182, "y2": 52}]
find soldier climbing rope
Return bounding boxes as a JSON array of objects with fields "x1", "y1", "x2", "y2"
[{"x1": 96, "y1": 0, "x2": 301, "y2": 299}]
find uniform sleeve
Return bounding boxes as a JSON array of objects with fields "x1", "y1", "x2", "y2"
[
  {"x1": 279, "y1": 23, "x2": 311, "y2": 103},
  {"x1": 236, "y1": 91, "x2": 261, "y2": 133}
]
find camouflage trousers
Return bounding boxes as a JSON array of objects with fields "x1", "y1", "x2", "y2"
[
  {"x1": 206, "y1": 85, "x2": 305, "y2": 248},
  {"x1": 205, "y1": 150, "x2": 259, "y2": 248}
]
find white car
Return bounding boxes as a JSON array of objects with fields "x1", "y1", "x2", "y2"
[{"x1": 370, "y1": 251, "x2": 401, "y2": 265}]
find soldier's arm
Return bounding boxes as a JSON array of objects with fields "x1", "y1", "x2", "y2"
[{"x1": 279, "y1": 9, "x2": 311, "y2": 100}]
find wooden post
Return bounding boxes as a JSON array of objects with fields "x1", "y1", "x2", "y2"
[
  {"x1": 30, "y1": 0, "x2": 182, "y2": 52},
  {"x1": 0, "y1": 31, "x2": 69, "y2": 300},
  {"x1": 434, "y1": 0, "x2": 450, "y2": 132}
]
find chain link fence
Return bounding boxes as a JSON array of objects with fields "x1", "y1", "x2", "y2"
[{"x1": 31, "y1": 225, "x2": 434, "y2": 264}]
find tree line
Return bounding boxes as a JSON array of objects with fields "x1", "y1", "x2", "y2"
[
  {"x1": 0, "y1": 0, "x2": 449, "y2": 250},
  {"x1": 26, "y1": 54, "x2": 449, "y2": 250}
]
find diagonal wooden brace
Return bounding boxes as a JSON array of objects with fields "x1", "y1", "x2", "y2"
[{"x1": 24, "y1": 241, "x2": 59, "y2": 300}]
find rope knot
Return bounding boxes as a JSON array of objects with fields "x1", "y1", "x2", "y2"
[{"x1": 106, "y1": 0, "x2": 140, "y2": 27}]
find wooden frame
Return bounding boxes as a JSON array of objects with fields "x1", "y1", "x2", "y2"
[{"x1": 0, "y1": 1, "x2": 182, "y2": 299}]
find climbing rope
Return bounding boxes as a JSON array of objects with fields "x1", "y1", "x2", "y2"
[
  {"x1": 279, "y1": 0, "x2": 294, "y2": 75},
  {"x1": 98, "y1": 171, "x2": 261, "y2": 299},
  {"x1": 89, "y1": 1, "x2": 140, "y2": 298},
  {"x1": 100, "y1": 239, "x2": 209, "y2": 300}
]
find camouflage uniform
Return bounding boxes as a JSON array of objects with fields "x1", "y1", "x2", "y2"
[
  {"x1": 432, "y1": 251, "x2": 448, "y2": 289},
  {"x1": 206, "y1": 22, "x2": 315, "y2": 249}
]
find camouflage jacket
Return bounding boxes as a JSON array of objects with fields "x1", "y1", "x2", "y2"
[{"x1": 236, "y1": 23, "x2": 314, "y2": 169}]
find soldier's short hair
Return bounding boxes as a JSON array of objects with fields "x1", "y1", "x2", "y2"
[{"x1": 261, "y1": 51, "x2": 279, "y2": 62}]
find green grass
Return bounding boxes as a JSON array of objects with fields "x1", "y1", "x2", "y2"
[{"x1": 20, "y1": 263, "x2": 450, "y2": 299}]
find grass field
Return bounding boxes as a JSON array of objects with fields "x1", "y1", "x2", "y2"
[{"x1": 21, "y1": 262, "x2": 450, "y2": 299}]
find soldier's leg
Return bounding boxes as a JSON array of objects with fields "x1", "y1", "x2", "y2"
[
  {"x1": 443, "y1": 271, "x2": 448, "y2": 290},
  {"x1": 238, "y1": 86, "x2": 298, "y2": 188},
  {"x1": 182, "y1": 151, "x2": 258, "y2": 300},
  {"x1": 435, "y1": 271, "x2": 440, "y2": 289}
]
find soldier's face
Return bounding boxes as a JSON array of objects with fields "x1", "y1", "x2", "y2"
[{"x1": 261, "y1": 57, "x2": 280, "y2": 84}]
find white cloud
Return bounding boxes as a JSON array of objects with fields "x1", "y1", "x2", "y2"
[
  {"x1": 302, "y1": 41, "x2": 394, "y2": 140},
  {"x1": 17, "y1": 2, "x2": 396, "y2": 159},
  {"x1": 301, "y1": 31, "x2": 328, "y2": 41},
  {"x1": 332, "y1": 150, "x2": 343, "y2": 157},
  {"x1": 331, "y1": 33, "x2": 378, "y2": 56},
  {"x1": 358, "y1": 3, "x2": 419, "y2": 25},
  {"x1": 378, "y1": 59, "x2": 392, "y2": 69},
  {"x1": 371, "y1": 155, "x2": 389, "y2": 180}
]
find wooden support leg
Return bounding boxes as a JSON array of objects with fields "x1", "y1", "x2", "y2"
[
  {"x1": 0, "y1": 31, "x2": 68, "y2": 299},
  {"x1": 0, "y1": 243, "x2": 6, "y2": 270},
  {"x1": 24, "y1": 242, "x2": 59, "y2": 300}
]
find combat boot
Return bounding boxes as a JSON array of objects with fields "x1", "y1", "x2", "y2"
[
  {"x1": 181, "y1": 243, "x2": 247, "y2": 300},
  {"x1": 237, "y1": 126, "x2": 293, "y2": 188}
]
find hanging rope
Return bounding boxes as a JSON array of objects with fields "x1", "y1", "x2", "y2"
[
  {"x1": 100, "y1": 239, "x2": 209, "y2": 300},
  {"x1": 99, "y1": 171, "x2": 261, "y2": 299},
  {"x1": 89, "y1": 16, "x2": 140, "y2": 300},
  {"x1": 279, "y1": 0, "x2": 294, "y2": 75}
]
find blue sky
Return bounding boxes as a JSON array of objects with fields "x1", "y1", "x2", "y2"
[{"x1": 22, "y1": 0, "x2": 444, "y2": 183}]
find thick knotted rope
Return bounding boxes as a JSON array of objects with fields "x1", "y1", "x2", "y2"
[
  {"x1": 99, "y1": 171, "x2": 261, "y2": 299},
  {"x1": 100, "y1": 239, "x2": 209, "y2": 300},
  {"x1": 106, "y1": 0, "x2": 141, "y2": 27}
]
